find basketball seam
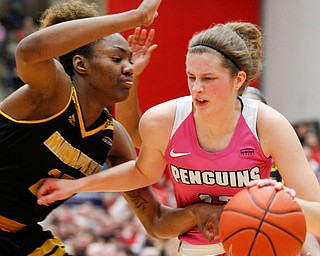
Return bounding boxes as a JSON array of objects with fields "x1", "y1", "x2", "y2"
[
  {"x1": 248, "y1": 188, "x2": 275, "y2": 255},
  {"x1": 222, "y1": 209, "x2": 305, "y2": 245},
  {"x1": 222, "y1": 228, "x2": 276, "y2": 256},
  {"x1": 220, "y1": 188, "x2": 305, "y2": 255}
]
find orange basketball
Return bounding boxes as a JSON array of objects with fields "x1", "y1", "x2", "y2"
[{"x1": 219, "y1": 186, "x2": 306, "y2": 256}]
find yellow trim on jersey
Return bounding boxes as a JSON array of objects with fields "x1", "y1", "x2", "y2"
[
  {"x1": 28, "y1": 237, "x2": 71, "y2": 256},
  {"x1": 0, "y1": 215, "x2": 26, "y2": 232},
  {"x1": 71, "y1": 85, "x2": 113, "y2": 138},
  {"x1": 0, "y1": 84, "x2": 73, "y2": 124}
]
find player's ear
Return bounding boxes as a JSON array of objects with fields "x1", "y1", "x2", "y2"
[
  {"x1": 73, "y1": 55, "x2": 88, "y2": 75},
  {"x1": 234, "y1": 71, "x2": 246, "y2": 90}
]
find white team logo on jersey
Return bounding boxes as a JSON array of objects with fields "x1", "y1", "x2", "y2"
[{"x1": 169, "y1": 148, "x2": 191, "y2": 157}]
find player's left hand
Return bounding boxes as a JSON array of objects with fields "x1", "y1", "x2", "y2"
[
  {"x1": 247, "y1": 178, "x2": 296, "y2": 199},
  {"x1": 128, "y1": 27, "x2": 158, "y2": 76}
]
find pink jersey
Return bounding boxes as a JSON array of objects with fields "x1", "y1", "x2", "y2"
[{"x1": 164, "y1": 96, "x2": 273, "y2": 245}]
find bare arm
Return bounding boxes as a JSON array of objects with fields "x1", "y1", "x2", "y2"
[
  {"x1": 115, "y1": 27, "x2": 158, "y2": 148},
  {"x1": 103, "y1": 120, "x2": 224, "y2": 240},
  {"x1": 1, "y1": 1, "x2": 162, "y2": 121},
  {"x1": 37, "y1": 119, "x2": 221, "y2": 239},
  {"x1": 36, "y1": 108, "x2": 169, "y2": 203},
  {"x1": 93, "y1": 120, "x2": 198, "y2": 238},
  {"x1": 122, "y1": 187, "x2": 223, "y2": 240},
  {"x1": 301, "y1": 232, "x2": 320, "y2": 256},
  {"x1": 258, "y1": 104, "x2": 320, "y2": 236},
  {"x1": 122, "y1": 187, "x2": 194, "y2": 239},
  {"x1": 16, "y1": 1, "x2": 161, "y2": 92}
]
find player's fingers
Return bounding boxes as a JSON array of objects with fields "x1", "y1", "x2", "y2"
[
  {"x1": 131, "y1": 27, "x2": 142, "y2": 46},
  {"x1": 37, "y1": 197, "x2": 50, "y2": 206},
  {"x1": 247, "y1": 178, "x2": 276, "y2": 188},
  {"x1": 203, "y1": 229, "x2": 215, "y2": 240},
  {"x1": 199, "y1": 224, "x2": 215, "y2": 240},
  {"x1": 37, "y1": 179, "x2": 49, "y2": 197},
  {"x1": 138, "y1": 29, "x2": 148, "y2": 45},
  {"x1": 284, "y1": 187, "x2": 296, "y2": 199},
  {"x1": 154, "y1": 11, "x2": 158, "y2": 20},
  {"x1": 145, "y1": 44, "x2": 158, "y2": 57},
  {"x1": 145, "y1": 28, "x2": 155, "y2": 47},
  {"x1": 127, "y1": 35, "x2": 134, "y2": 46},
  {"x1": 246, "y1": 180, "x2": 258, "y2": 187}
]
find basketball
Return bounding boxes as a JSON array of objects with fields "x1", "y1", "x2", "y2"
[{"x1": 219, "y1": 186, "x2": 307, "y2": 256}]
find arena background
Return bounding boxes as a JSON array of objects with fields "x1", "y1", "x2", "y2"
[
  {"x1": 0, "y1": 1, "x2": 320, "y2": 255},
  {"x1": 1, "y1": 0, "x2": 320, "y2": 125}
]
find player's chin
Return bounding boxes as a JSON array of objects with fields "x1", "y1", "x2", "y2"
[
  {"x1": 121, "y1": 88, "x2": 130, "y2": 98},
  {"x1": 115, "y1": 89, "x2": 130, "y2": 102}
]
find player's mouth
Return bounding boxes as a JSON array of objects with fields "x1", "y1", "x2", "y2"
[
  {"x1": 120, "y1": 78, "x2": 133, "y2": 89},
  {"x1": 195, "y1": 98, "x2": 208, "y2": 106}
]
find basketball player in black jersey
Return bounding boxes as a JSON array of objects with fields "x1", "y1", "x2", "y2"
[{"x1": 0, "y1": 1, "x2": 167, "y2": 255}]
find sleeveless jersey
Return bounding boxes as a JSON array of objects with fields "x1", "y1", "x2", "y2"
[
  {"x1": 0, "y1": 85, "x2": 114, "y2": 226},
  {"x1": 164, "y1": 96, "x2": 273, "y2": 245}
]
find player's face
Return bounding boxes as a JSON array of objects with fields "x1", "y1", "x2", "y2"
[
  {"x1": 86, "y1": 34, "x2": 134, "y2": 105},
  {"x1": 186, "y1": 52, "x2": 239, "y2": 113}
]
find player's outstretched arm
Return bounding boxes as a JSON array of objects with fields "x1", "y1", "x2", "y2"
[
  {"x1": 115, "y1": 27, "x2": 158, "y2": 148},
  {"x1": 16, "y1": 0, "x2": 162, "y2": 88},
  {"x1": 123, "y1": 187, "x2": 224, "y2": 240}
]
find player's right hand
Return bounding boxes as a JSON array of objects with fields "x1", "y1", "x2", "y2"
[
  {"x1": 37, "y1": 178, "x2": 76, "y2": 206},
  {"x1": 137, "y1": 0, "x2": 162, "y2": 26}
]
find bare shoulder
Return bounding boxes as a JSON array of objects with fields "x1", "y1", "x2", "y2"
[
  {"x1": 139, "y1": 98, "x2": 178, "y2": 149},
  {"x1": 141, "y1": 98, "x2": 177, "y2": 126},
  {"x1": 257, "y1": 103, "x2": 299, "y2": 156},
  {"x1": 0, "y1": 63, "x2": 71, "y2": 120},
  {"x1": 258, "y1": 103, "x2": 292, "y2": 128}
]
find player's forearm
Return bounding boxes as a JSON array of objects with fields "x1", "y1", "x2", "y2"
[
  {"x1": 115, "y1": 75, "x2": 142, "y2": 148},
  {"x1": 17, "y1": 10, "x2": 144, "y2": 63},
  {"x1": 75, "y1": 160, "x2": 155, "y2": 193},
  {"x1": 295, "y1": 198, "x2": 320, "y2": 237},
  {"x1": 300, "y1": 232, "x2": 320, "y2": 256},
  {"x1": 122, "y1": 187, "x2": 197, "y2": 239},
  {"x1": 151, "y1": 204, "x2": 198, "y2": 239}
]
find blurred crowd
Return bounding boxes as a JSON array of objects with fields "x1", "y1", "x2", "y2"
[
  {"x1": 41, "y1": 174, "x2": 180, "y2": 256},
  {"x1": 294, "y1": 121, "x2": 320, "y2": 182},
  {"x1": 0, "y1": 0, "x2": 38, "y2": 99},
  {"x1": 1, "y1": 1, "x2": 320, "y2": 255}
]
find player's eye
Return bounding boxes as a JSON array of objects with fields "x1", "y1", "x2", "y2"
[{"x1": 112, "y1": 56, "x2": 122, "y2": 63}]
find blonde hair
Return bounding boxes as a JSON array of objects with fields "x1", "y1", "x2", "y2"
[{"x1": 188, "y1": 22, "x2": 263, "y2": 94}]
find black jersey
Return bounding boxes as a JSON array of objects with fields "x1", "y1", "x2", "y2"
[{"x1": 0, "y1": 85, "x2": 113, "y2": 226}]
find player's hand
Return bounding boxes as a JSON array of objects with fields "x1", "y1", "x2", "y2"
[
  {"x1": 128, "y1": 27, "x2": 158, "y2": 76},
  {"x1": 137, "y1": 0, "x2": 162, "y2": 26},
  {"x1": 37, "y1": 178, "x2": 76, "y2": 206},
  {"x1": 192, "y1": 203, "x2": 224, "y2": 240},
  {"x1": 247, "y1": 178, "x2": 296, "y2": 199}
]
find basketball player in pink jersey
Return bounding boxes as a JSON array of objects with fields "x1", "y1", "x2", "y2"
[{"x1": 38, "y1": 22, "x2": 320, "y2": 255}]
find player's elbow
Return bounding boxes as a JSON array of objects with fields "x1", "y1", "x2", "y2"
[{"x1": 144, "y1": 227, "x2": 173, "y2": 240}]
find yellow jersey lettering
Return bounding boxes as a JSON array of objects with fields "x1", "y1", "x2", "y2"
[{"x1": 44, "y1": 131, "x2": 102, "y2": 176}]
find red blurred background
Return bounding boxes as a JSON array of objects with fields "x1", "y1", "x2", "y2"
[{"x1": 108, "y1": 0, "x2": 260, "y2": 113}]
